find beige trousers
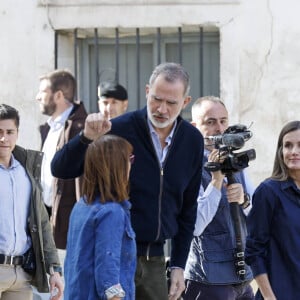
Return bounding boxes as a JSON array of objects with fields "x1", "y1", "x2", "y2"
[{"x1": 0, "y1": 265, "x2": 32, "y2": 300}]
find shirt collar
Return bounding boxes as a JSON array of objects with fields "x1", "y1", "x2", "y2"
[
  {"x1": 0, "y1": 155, "x2": 20, "y2": 170},
  {"x1": 147, "y1": 118, "x2": 177, "y2": 143},
  {"x1": 282, "y1": 178, "x2": 300, "y2": 191},
  {"x1": 47, "y1": 105, "x2": 74, "y2": 129},
  {"x1": 204, "y1": 148, "x2": 211, "y2": 156}
]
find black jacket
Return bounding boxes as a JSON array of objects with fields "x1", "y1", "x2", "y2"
[{"x1": 52, "y1": 107, "x2": 204, "y2": 268}]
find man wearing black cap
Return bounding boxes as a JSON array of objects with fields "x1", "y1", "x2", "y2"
[{"x1": 98, "y1": 81, "x2": 128, "y2": 119}]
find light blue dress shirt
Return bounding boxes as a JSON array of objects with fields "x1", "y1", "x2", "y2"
[
  {"x1": 0, "y1": 155, "x2": 32, "y2": 255},
  {"x1": 147, "y1": 119, "x2": 177, "y2": 166}
]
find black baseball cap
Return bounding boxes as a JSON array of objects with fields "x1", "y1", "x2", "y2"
[{"x1": 99, "y1": 81, "x2": 128, "y2": 101}]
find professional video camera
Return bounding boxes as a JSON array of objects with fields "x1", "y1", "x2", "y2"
[
  {"x1": 204, "y1": 124, "x2": 256, "y2": 174},
  {"x1": 205, "y1": 124, "x2": 256, "y2": 280}
]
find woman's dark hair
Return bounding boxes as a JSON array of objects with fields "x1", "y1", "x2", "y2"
[
  {"x1": 271, "y1": 120, "x2": 300, "y2": 180},
  {"x1": 82, "y1": 134, "x2": 133, "y2": 204}
]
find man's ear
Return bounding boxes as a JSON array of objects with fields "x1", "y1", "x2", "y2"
[
  {"x1": 145, "y1": 84, "x2": 150, "y2": 96},
  {"x1": 123, "y1": 100, "x2": 129, "y2": 112},
  {"x1": 190, "y1": 121, "x2": 196, "y2": 127},
  {"x1": 182, "y1": 95, "x2": 191, "y2": 109},
  {"x1": 54, "y1": 90, "x2": 64, "y2": 103}
]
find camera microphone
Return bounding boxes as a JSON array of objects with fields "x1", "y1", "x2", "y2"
[
  {"x1": 206, "y1": 134, "x2": 245, "y2": 149},
  {"x1": 222, "y1": 134, "x2": 245, "y2": 148}
]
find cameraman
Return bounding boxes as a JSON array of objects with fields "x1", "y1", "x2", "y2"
[{"x1": 183, "y1": 96, "x2": 254, "y2": 300}]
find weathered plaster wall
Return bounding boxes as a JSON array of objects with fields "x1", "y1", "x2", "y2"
[
  {"x1": 0, "y1": 0, "x2": 54, "y2": 148},
  {"x1": 239, "y1": 0, "x2": 300, "y2": 184}
]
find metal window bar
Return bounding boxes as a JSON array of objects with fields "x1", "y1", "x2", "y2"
[
  {"x1": 157, "y1": 27, "x2": 161, "y2": 65},
  {"x1": 94, "y1": 28, "x2": 99, "y2": 102},
  {"x1": 136, "y1": 28, "x2": 141, "y2": 109},
  {"x1": 178, "y1": 27, "x2": 183, "y2": 65},
  {"x1": 54, "y1": 31, "x2": 58, "y2": 69},
  {"x1": 74, "y1": 28, "x2": 78, "y2": 100},
  {"x1": 199, "y1": 27, "x2": 204, "y2": 97},
  {"x1": 115, "y1": 28, "x2": 119, "y2": 82}
]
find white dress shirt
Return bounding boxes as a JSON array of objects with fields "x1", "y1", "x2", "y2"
[{"x1": 41, "y1": 105, "x2": 73, "y2": 207}]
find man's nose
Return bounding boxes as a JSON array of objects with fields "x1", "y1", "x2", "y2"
[
  {"x1": 215, "y1": 122, "x2": 226, "y2": 134},
  {"x1": 106, "y1": 104, "x2": 113, "y2": 112},
  {"x1": 157, "y1": 101, "x2": 167, "y2": 114},
  {"x1": 36, "y1": 93, "x2": 41, "y2": 102}
]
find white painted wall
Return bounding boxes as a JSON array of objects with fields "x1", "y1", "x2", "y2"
[
  {"x1": 1, "y1": 0, "x2": 300, "y2": 186},
  {"x1": 238, "y1": 0, "x2": 300, "y2": 184},
  {"x1": 0, "y1": 0, "x2": 54, "y2": 149}
]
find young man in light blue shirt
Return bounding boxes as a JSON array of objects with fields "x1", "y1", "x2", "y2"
[{"x1": 0, "y1": 103, "x2": 63, "y2": 300}]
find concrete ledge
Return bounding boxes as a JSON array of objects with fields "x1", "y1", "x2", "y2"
[{"x1": 37, "y1": 0, "x2": 241, "y2": 7}]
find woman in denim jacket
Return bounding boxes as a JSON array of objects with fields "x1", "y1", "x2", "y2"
[{"x1": 64, "y1": 134, "x2": 136, "y2": 300}]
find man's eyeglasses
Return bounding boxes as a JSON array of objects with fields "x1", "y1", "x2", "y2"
[{"x1": 129, "y1": 154, "x2": 135, "y2": 165}]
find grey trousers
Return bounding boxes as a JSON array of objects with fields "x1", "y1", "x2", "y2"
[{"x1": 135, "y1": 256, "x2": 168, "y2": 300}]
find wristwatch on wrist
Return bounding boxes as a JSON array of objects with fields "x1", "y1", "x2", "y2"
[
  {"x1": 79, "y1": 130, "x2": 93, "y2": 145},
  {"x1": 105, "y1": 284, "x2": 125, "y2": 299},
  {"x1": 240, "y1": 193, "x2": 251, "y2": 209},
  {"x1": 49, "y1": 265, "x2": 63, "y2": 276}
]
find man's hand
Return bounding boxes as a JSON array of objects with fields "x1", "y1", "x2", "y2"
[
  {"x1": 49, "y1": 272, "x2": 64, "y2": 300},
  {"x1": 226, "y1": 183, "x2": 244, "y2": 204},
  {"x1": 83, "y1": 111, "x2": 111, "y2": 141},
  {"x1": 208, "y1": 149, "x2": 226, "y2": 189},
  {"x1": 168, "y1": 268, "x2": 185, "y2": 300}
]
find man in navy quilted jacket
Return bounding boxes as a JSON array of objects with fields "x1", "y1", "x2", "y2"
[{"x1": 52, "y1": 62, "x2": 204, "y2": 300}]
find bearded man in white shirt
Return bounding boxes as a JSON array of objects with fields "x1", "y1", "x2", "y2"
[{"x1": 36, "y1": 71, "x2": 87, "y2": 296}]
